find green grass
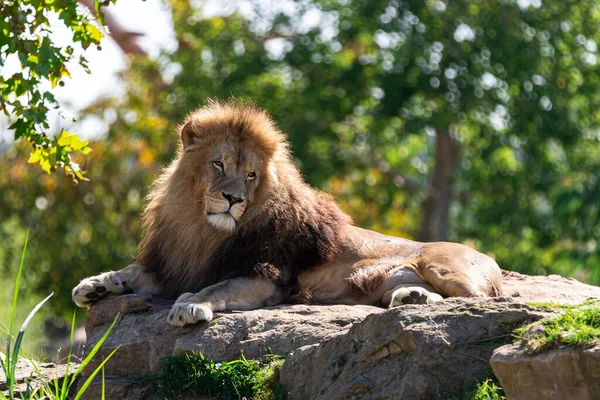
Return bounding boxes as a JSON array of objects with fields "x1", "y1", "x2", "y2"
[
  {"x1": 445, "y1": 377, "x2": 506, "y2": 400},
  {"x1": 0, "y1": 225, "x2": 48, "y2": 356},
  {"x1": 525, "y1": 300, "x2": 588, "y2": 310},
  {"x1": 515, "y1": 299, "x2": 600, "y2": 354},
  {"x1": 144, "y1": 353, "x2": 284, "y2": 400},
  {"x1": 470, "y1": 379, "x2": 505, "y2": 400},
  {"x1": 1, "y1": 231, "x2": 119, "y2": 400}
]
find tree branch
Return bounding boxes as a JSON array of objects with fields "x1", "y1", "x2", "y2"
[{"x1": 77, "y1": 0, "x2": 147, "y2": 56}]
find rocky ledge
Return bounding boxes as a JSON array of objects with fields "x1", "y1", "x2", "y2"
[{"x1": 77, "y1": 270, "x2": 600, "y2": 399}]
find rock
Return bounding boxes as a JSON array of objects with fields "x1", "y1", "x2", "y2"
[
  {"x1": 0, "y1": 354, "x2": 79, "y2": 397},
  {"x1": 280, "y1": 298, "x2": 547, "y2": 399},
  {"x1": 81, "y1": 296, "x2": 379, "y2": 398},
  {"x1": 491, "y1": 344, "x2": 600, "y2": 400},
  {"x1": 501, "y1": 270, "x2": 600, "y2": 304},
  {"x1": 85, "y1": 297, "x2": 379, "y2": 376},
  {"x1": 78, "y1": 271, "x2": 600, "y2": 399}
]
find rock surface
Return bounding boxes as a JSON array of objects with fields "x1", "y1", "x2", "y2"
[
  {"x1": 82, "y1": 297, "x2": 379, "y2": 398},
  {"x1": 501, "y1": 270, "x2": 600, "y2": 304},
  {"x1": 280, "y1": 298, "x2": 546, "y2": 399},
  {"x1": 78, "y1": 271, "x2": 600, "y2": 399},
  {"x1": 85, "y1": 298, "x2": 379, "y2": 376},
  {"x1": 491, "y1": 344, "x2": 600, "y2": 400},
  {"x1": 0, "y1": 355, "x2": 78, "y2": 397}
]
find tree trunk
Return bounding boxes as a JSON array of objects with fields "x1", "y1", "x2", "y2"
[{"x1": 419, "y1": 129, "x2": 461, "y2": 242}]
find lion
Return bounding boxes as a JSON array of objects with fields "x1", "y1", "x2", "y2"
[{"x1": 72, "y1": 100, "x2": 502, "y2": 326}]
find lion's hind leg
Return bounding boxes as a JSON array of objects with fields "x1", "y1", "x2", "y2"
[
  {"x1": 72, "y1": 263, "x2": 160, "y2": 307},
  {"x1": 347, "y1": 262, "x2": 443, "y2": 308},
  {"x1": 379, "y1": 266, "x2": 443, "y2": 307},
  {"x1": 383, "y1": 286, "x2": 443, "y2": 307},
  {"x1": 413, "y1": 243, "x2": 503, "y2": 298}
]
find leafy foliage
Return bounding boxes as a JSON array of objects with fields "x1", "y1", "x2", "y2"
[
  {"x1": 144, "y1": 353, "x2": 284, "y2": 400},
  {"x1": 0, "y1": 0, "x2": 112, "y2": 181},
  {"x1": 0, "y1": 138, "x2": 153, "y2": 318},
  {"x1": 470, "y1": 379, "x2": 506, "y2": 400},
  {"x1": 450, "y1": 377, "x2": 506, "y2": 400}
]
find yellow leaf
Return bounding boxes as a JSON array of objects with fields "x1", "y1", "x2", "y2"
[
  {"x1": 85, "y1": 24, "x2": 104, "y2": 42},
  {"x1": 39, "y1": 158, "x2": 52, "y2": 173},
  {"x1": 28, "y1": 149, "x2": 41, "y2": 164},
  {"x1": 57, "y1": 130, "x2": 71, "y2": 147}
]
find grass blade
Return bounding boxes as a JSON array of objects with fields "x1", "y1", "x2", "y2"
[
  {"x1": 70, "y1": 315, "x2": 119, "y2": 385},
  {"x1": 3, "y1": 231, "x2": 29, "y2": 399},
  {"x1": 22, "y1": 351, "x2": 53, "y2": 398},
  {"x1": 60, "y1": 313, "x2": 77, "y2": 396},
  {"x1": 0, "y1": 355, "x2": 8, "y2": 400},
  {"x1": 10, "y1": 292, "x2": 53, "y2": 372},
  {"x1": 9, "y1": 230, "x2": 29, "y2": 343},
  {"x1": 73, "y1": 347, "x2": 119, "y2": 400}
]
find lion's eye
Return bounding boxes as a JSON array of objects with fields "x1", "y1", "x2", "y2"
[
  {"x1": 213, "y1": 161, "x2": 224, "y2": 172},
  {"x1": 246, "y1": 171, "x2": 256, "y2": 181}
]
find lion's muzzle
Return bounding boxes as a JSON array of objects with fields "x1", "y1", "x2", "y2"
[{"x1": 206, "y1": 192, "x2": 247, "y2": 232}]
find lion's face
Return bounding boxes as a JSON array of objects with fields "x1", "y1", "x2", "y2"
[
  {"x1": 202, "y1": 144, "x2": 263, "y2": 232},
  {"x1": 177, "y1": 103, "x2": 283, "y2": 233}
]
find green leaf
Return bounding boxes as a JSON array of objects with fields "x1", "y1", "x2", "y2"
[{"x1": 26, "y1": 54, "x2": 39, "y2": 64}]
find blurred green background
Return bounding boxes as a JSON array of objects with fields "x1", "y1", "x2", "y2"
[{"x1": 2, "y1": 0, "x2": 600, "y2": 355}]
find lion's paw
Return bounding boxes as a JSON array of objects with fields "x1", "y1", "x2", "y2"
[
  {"x1": 389, "y1": 287, "x2": 443, "y2": 307},
  {"x1": 72, "y1": 274, "x2": 124, "y2": 307},
  {"x1": 167, "y1": 301, "x2": 213, "y2": 327}
]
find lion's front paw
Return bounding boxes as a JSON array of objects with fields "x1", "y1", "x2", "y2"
[
  {"x1": 72, "y1": 274, "x2": 125, "y2": 307},
  {"x1": 168, "y1": 300, "x2": 213, "y2": 327},
  {"x1": 388, "y1": 287, "x2": 443, "y2": 307}
]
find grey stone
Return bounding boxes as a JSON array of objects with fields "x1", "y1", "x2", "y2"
[
  {"x1": 280, "y1": 298, "x2": 547, "y2": 399},
  {"x1": 81, "y1": 296, "x2": 379, "y2": 398},
  {"x1": 492, "y1": 340, "x2": 600, "y2": 400},
  {"x1": 501, "y1": 270, "x2": 600, "y2": 304}
]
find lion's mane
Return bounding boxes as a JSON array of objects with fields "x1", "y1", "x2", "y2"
[{"x1": 136, "y1": 100, "x2": 352, "y2": 300}]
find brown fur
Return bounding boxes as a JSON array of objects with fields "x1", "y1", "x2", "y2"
[
  {"x1": 347, "y1": 263, "x2": 398, "y2": 297},
  {"x1": 136, "y1": 99, "x2": 352, "y2": 299}
]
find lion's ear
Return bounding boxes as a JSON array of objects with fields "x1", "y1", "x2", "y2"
[{"x1": 180, "y1": 122, "x2": 200, "y2": 152}]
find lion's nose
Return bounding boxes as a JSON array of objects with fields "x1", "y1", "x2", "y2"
[{"x1": 222, "y1": 192, "x2": 245, "y2": 206}]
